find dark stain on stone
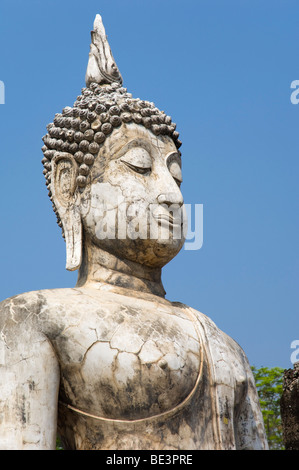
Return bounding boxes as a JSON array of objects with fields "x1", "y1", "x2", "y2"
[
  {"x1": 171, "y1": 301, "x2": 189, "y2": 310},
  {"x1": 159, "y1": 360, "x2": 168, "y2": 370},
  {"x1": 20, "y1": 395, "x2": 26, "y2": 424},
  {"x1": 28, "y1": 380, "x2": 36, "y2": 391},
  {"x1": 165, "y1": 414, "x2": 181, "y2": 436}
]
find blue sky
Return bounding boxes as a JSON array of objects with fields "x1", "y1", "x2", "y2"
[{"x1": 0, "y1": 0, "x2": 298, "y2": 369}]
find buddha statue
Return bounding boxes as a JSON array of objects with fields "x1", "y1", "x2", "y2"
[{"x1": 0, "y1": 15, "x2": 268, "y2": 450}]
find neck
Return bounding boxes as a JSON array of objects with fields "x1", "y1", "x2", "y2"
[{"x1": 76, "y1": 237, "x2": 166, "y2": 298}]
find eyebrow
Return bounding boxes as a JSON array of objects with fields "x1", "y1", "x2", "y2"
[{"x1": 114, "y1": 138, "x2": 153, "y2": 159}]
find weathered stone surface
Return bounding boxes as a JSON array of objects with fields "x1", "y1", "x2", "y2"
[
  {"x1": 0, "y1": 14, "x2": 268, "y2": 450},
  {"x1": 281, "y1": 363, "x2": 299, "y2": 450},
  {"x1": 0, "y1": 287, "x2": 267, "y2": 449}
]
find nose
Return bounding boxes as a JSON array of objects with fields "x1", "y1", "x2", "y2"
[{"x1": 157, "y1": 192, "x2": 184, "y2": 207}]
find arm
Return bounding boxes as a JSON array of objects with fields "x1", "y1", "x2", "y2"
[
  {"x1": 0, "y1": 306, "x2": 60, "y2": 450},
  {"x1": 234, "y1": 355, "x2": 269, "y2": 450}
]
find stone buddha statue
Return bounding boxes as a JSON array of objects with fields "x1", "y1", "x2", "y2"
[{"x1": 0, "y1": 15, "x2": 268, "y2": 450}]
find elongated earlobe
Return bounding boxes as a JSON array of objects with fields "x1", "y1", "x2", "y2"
[
  {"x1": 63, "y1": 205, "x2": 82, "y2": 271},
  {"x1": 51, "y1": 153, "x2": 82, "y2": 271}
]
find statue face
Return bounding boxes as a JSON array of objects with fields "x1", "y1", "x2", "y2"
[{"x1": 80, "y1": 123, "x2": 186, "y2": 268}]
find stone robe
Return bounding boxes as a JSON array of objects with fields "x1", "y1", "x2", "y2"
[{"x1": 0, "y1": 286, "x2": 268, "y2": 450}]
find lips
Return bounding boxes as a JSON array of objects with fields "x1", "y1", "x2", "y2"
[{"x1": 153, "y1": 212, "x2": 181, "y2": 227}]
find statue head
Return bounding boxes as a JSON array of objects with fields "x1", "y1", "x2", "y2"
[{"x1": 41, "y1": 15, "x2": 185, "y2": 275}]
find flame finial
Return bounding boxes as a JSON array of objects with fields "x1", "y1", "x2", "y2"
[{"x1": 85, "y1": 14, "x2": 123, "y2": 87}]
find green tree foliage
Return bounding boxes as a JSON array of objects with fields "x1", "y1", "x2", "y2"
[
  {"x1": 251, "y1": 366, "x2": 284, "y2": 450},
  {"x1": 56, "y1": 435, "x2": 64, "y2": 450}
]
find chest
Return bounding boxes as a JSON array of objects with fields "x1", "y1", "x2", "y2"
[{"x1": 51, "y1": 297, "x2": 202, "y2": 420}]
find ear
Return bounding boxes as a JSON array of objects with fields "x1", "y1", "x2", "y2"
[{"x1": 51, "y1": 153, "x2": 82, "y2": 271}]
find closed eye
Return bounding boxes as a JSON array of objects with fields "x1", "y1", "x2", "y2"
[
  {"x1": 173, "y1": 176, "x2": 182, "y2": 188},
  {"x1": 167, "y1": 159, "x2": 183, "y2": 188},
  {"x1": 122, "y1": 160, "x2": 151, "y2": 174},
  {"x1": 120, "y1": 147, "x2": 152, "y2": 175}
]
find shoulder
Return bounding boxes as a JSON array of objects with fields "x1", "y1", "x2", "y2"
[
  {"x1": 0, "y1": 287, "x2": 80, "y2": 319},
  {"x1": 0, "y1": 286, "x2": 98, "y2": 312},
  {"x1": 0, "y1": 286, "x2": 116, "y2": 344},
  {"x1": 0, "y1": 287, "x2": 91, "y2": 368},
  {"x1": 0, "y1": 290, "x2": 67, "y2": 376},
  {"x1": 0, "y1": 287, "x2": 86, "y2": 339}
]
